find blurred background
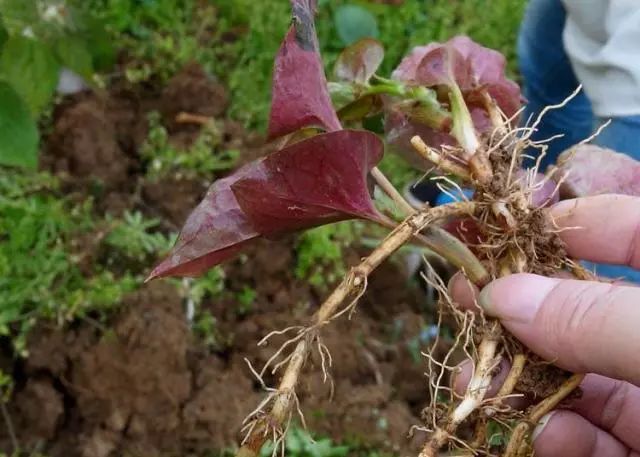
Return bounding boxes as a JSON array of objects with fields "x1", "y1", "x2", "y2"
[{"x1": 0, "y1": 1, "x2": 524, "y2": 456}]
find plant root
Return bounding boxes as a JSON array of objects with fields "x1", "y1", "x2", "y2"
[
  {"x1": 237, "y1": 88, "x2": 601, "y2": 457},
  {"x1": 484, "y1": 353, "x2": 527, "y2": 416},
  {"x1": 235, "y1": 202, "x2": 475, "y2": 457},
  {"x1": 419, "y1": 321, "x2": 502, "y2": 457},
  {"x1": 414, "y1": 88, "x2": 599, "y2": 457}
]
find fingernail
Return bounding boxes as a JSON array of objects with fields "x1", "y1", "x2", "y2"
[
  {"x1": 477, "y1": 274, "x2": 559, "y2": 323},
  {"x1": 478, "y1": 285, "x2": 496, "y2": 314},
  {"x1": 532, "y1": 411, "x2": 556, "y2": 442}
]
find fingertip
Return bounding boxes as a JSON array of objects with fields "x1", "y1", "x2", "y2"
[
  {"x1": 533, "y1": 410, "x2": 628, "y2": 457},
  {"x1": 451, "y1": 359, "x2": 473, "y2": 395},
  {"x1": 447, "y1": 271, "x2": 480, "y2": 311},
  {"x1": 532, "y1": 411, "x2": 555, "y2": 442},
  {"x1": 548, "y1": 195, "x2": 640, "y2": 269}
]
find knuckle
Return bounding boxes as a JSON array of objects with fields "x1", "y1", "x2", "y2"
[
  {"x1": 599, "y1": 380, "x2": 631, "y2": 432},
  {"x1": 625, "y1": 216, "x2": 640, "y2": 269}
]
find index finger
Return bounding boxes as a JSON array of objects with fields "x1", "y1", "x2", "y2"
[{"x1": 549, "y1": 195, "x2": 640, "y2": 269}]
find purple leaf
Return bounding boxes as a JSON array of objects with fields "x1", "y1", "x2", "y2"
[
  {"x1": 334, "y1": 38, "x2": 384, "y2": 84},
  {"x1": 392, "y1": 36, "x2": 520, "y2": 115},
  {"x1": 386, "y1": 36, "x2": 522, "y2": 168},
  {"x1": 268, "y1": 0, "x2": 341, "y2": 139},
  {"x1": 148, "y1": 130, "x2": 383, "y2": 279},
  {"x1": 555, "y1": 144, "x2": 640, "y2": 198},
  {"x1": 415, "y1": 46, "x2": 472, "y2": 89}
]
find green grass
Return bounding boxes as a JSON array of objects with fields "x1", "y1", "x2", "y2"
[
  {"x1": 0, "y1": 172, "x2": 140, "y2": 355},
  {"x1": 295, "y1": 221, "x2": 362, "y2": 290},
  {"x1": 141, "y1": 111, "x2": 240, "y2": 180},
  {"x1": 80, "y1": 0, "x2": 233, "y2": 82}
]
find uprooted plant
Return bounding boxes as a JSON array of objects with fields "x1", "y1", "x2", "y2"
[{"x1": 148, "y1": 1, "x2": 614, "y2": 456}]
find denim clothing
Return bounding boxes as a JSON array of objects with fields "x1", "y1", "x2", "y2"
[{"x1": 519, "y1": 0, "x2": 640, "y2": 281}]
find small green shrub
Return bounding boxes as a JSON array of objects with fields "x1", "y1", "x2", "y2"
[
  {"x1": 295, "y1": 222, "x2": 360, "y2": 289},
  {"x1": 260, "y1": 427, "x2": 349, "y2": 457},
  {"x1": 104, "y1": 210, "x2": 175, "y2": 263},
  {"x1": 141, "y1": 111, "x2": 239, "y2": 179},
  {"x1": 83, "y1": 0, "x2": 233, "y2": 82},
  {"x1": 235, "y1": 286, "x2": 257, "y2": 316}
]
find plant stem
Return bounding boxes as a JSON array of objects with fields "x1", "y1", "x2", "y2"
[
  {"x1": 371, "y1": 166, "x2": 416, "y2": 215},
  {"x1": 503, "y1": 373, "x2": 585, "y2": 457},
  {"x1": 371, "y1": 168, "x2": 490, "y2": 286},
  {"x1": 410, "y1": 136, "x2": 471, "y2": 181},
  {"x1": 175, "y1": 111, "x2": 212, "y2": 125},
  {"x1": 502, "y1": 422, "x2": 529, "y2": 457},
  {"x1": 480, "y1": 89, "x2": 507, "y2": 136},
  {"x1": 497, "y1": 354, "x2": 527, "y2": 399},
  {"x1": 236, "y1": 203, "x2": 473, "y2": 457},
  {"x1": 530, "y1": 373, "x2": 584, "y2": 423},
  {"x1": 0, "y1": 401, "x2": 17, "y2": 453}
]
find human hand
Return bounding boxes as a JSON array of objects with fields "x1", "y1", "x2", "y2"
[{"x1": 449, "y1": 194, "x2": 640, "y2": 457}]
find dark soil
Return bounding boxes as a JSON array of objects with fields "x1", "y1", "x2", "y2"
[{"x1": 1, "y1": 64, "x2": 438, "y2": 456}]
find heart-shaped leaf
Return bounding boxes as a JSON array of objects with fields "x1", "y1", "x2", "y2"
[
  {"x1": 149, "y1": 130, "x2": 384, "y2": 279},
  {"x1": 334, "y1": 38, "x2": 384, "y2": 84},
  {"x1": 393, "y1": 36, "x2": 521, "y2": 118},
  {"x1": 268, "y1": 0, "x2": 341, "y2": 139}
]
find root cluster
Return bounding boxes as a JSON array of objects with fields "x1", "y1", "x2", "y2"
[{"x1": 417, "y1": 118, "x2": 582, "y2": 457}]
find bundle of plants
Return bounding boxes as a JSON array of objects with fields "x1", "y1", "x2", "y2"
[{"x1": 148, "y1": 1, "x2": 634, "y2": 455}]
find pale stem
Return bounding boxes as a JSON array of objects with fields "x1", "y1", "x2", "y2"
[
  {"x1": 503, "y1": 373, "x2": 585, "y2": 457},
  {"x1": 410, "y1": 136, "x2": 471, "y2": 181},
  {"x1": 371, "y1": 167, "x2": 489, "y2": 286}
]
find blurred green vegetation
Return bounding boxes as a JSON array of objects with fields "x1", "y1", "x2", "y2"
[
  {"x1": 82, "y1": 0, "x2": 525, "y2": 130},
  {"x1": 141, "y1": 111, "x2": 239, "y2": 179},
  {"x1": 295, "y1": 222, "x2": 362, "y2": 290},
  {"x1": 0, "y1": 0, "x2": 115, "y2": 168}
]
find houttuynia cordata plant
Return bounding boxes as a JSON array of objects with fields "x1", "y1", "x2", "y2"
[{"x1": 150, "y1": 1, "x2": 636, "y2": 456}]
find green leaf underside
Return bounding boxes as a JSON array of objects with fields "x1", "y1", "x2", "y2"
[
  {"x1": 0, "y1": 81, "x2": 39, "y2": 169},
  {"x1": 0, "y1": 36, "x2": 60, "y2": 116}
]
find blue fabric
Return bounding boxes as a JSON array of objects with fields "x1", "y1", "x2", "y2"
[
  {"x1": 435, "y1": 187, "x2": 474, "y2": 206},
  {"x1": 593, "y1": 116, "x2": 640, "y2": 160},
  {"x1": 519, "y1": 0, "x2": 640, "y2": 281},
  {"x1": 518, "y1": 0, "x2": 594, "y2": 169}
]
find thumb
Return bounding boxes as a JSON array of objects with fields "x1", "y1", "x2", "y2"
[{"x1": 479, "y1": 274, "x2": 640, "y2": 386}]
